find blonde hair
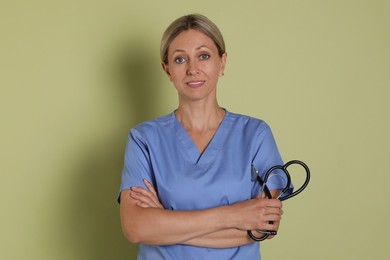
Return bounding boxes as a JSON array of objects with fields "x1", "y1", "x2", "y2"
[{"x1": 160, "y1": 14, "x2": 226, "y2": 64}]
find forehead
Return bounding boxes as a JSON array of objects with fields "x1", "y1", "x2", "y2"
[{"x1": 168, "y1": 29, "x2": 217, "y2": 53}]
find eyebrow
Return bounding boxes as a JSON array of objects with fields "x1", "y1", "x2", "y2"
[
  {"x1": 172, "y1": 45, "x2": 211, "y2": 54},
  {"x1": 196, "y1": 45, "x2": 210, "y2": 50}
]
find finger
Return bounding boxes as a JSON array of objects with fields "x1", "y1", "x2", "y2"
[
  {"x1": 263, "y1": 217, "x2": 281, "y2": 225},
  {"x1": 267, "y1": 221, "x2": 281, "y2": 239},
  {"x1": 256, "y1": 212, "x2": 282, "y2": 228},
  {"x1": 143, "y1": 183, "x2": 164, "y2": 208},
  {"x1": 132, "y1": 184, "x2": 158, "y2": 201},
  {"x1": 263, "y1": 207, "x2": 283, "y2": 216},
  {"x1": 137, "y1": 185, "x2": 162, "y2": 207},
  {"x1": 129, "y1": 190, "x2": 158, "y2": 207},
  {"x1": 262, "y1": 222, "x2": 280, "y2": 232},
  {"x1": 259, "y1": 198, "x2": 283, "y2": 209},
  {"x1": 131, "y1": 186, "x2": 151, "y2": 194},
  {"x1": 130, "y1": 187, "x2": 165, "y2": 209},
  {"x1": 143, "y1": 179, "x2": 158, "y2": 197},
  {"x1": 131, "y1": 187, "x2": 157, "y2": 201}
]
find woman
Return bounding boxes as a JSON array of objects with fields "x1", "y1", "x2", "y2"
[{"x1": 119, "y1": 14, "x2": 290, "y2": 259}]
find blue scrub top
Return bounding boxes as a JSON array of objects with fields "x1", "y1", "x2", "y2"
[{"x1": 119, "y1": 110, "x2": 291, "y2": 260}]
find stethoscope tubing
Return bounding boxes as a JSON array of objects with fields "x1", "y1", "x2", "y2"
[{"x1": 247, "y1": 160, "x2": 311, "y2": 241}]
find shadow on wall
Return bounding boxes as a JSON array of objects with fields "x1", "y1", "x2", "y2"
[{"x1": 63, "y1": 39, "x2": 163, "y2": 259}]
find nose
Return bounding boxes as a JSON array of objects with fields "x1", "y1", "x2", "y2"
[{"x1": 186, "y1": 59, "x2": 199, "y2": 76}]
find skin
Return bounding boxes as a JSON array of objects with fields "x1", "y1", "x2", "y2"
[
  {"x1": 120, "y1": 29, "x2": 284, "y2": 248},
  {"x1": 162, "y1": 29, "x2": 228, "y2": 153}
]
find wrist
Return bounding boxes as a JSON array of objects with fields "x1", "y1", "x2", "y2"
[{"x1": 217, "y1": 204, "x2": 238, "y2": 230}]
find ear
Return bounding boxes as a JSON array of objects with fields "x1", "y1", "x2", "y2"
[
  {"x1": 219, "y1": 52, "x2": 227, "y2": 77},
  {"x1": 161, "y1": 62, "x2": 172, "y2": 80}
]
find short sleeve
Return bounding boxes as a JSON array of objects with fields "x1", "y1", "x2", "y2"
[
  {"x1": 117, "y1": 128, "x2": 153, "y2": 203},
  {"x1": 252, "y1": 122, "x2": 293, "y2": 196}
]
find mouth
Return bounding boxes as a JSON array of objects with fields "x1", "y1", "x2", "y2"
[{"x1": 186, "y1": 80, "x2": 205, "y2": 88}]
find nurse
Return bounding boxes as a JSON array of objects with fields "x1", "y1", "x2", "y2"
[{"x1": 119, "y1": 14, "x2": 289, "y2": 259}]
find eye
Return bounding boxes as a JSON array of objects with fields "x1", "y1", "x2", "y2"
[
  {"x1": 174, "y1": 57, "x2": 186, "y2": 64},
  {"x1": 199, "y1": 53, "x2": 210, "y2": 60}
]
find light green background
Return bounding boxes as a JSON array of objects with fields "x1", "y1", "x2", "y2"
[{"x1": 1, "y1": 0, "x2": 389, "y2": 259}]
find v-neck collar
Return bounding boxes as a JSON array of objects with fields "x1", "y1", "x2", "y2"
[{"x1": 171, "y1": 110, "x2": 231, "y2": 167}]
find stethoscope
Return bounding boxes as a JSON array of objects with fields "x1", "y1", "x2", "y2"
[{"x1": 248, "y1": 160, "x2": 311, "y2": 241}]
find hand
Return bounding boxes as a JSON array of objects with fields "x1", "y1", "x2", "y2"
[
  {"x1": 230, "y1": 197, "x2": 283, "y2": 233},
  {"x1": 259, "y1": 191, "x2": 282, "y2": 239},
  {"x1": 129, "y1": 179, "x2": 164, "y2": 209}
]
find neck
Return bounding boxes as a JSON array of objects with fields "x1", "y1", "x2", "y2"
[{"x1": 175, "y1": 102, "x2": 225, "y2": 132}]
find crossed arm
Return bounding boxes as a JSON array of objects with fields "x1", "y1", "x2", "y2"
[{"x1": 120, "y1": 179, "x2": 283, "y2": 248}]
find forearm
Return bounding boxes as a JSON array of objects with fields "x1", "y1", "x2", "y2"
[
  {"x1": 120, "y1": 190, "x2": 235, "y2": 245},
  {"x1": 181, "y1": 189, "x2": 282, "y2": 248},
  {"x1": 183, "y1": 228, "x2": 265, "y2": 248},
  {"x1": 121, "y1": 187, "x2": 282, "y2": 246}
]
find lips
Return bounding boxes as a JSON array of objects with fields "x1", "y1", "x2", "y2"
[{"x1": 186, "y1": 80, "x2": 205, "y2": 88}]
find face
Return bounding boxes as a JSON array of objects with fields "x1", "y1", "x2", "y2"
[{"x1": 162, "y1": 29, "x2": 227, "y2": 103}]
